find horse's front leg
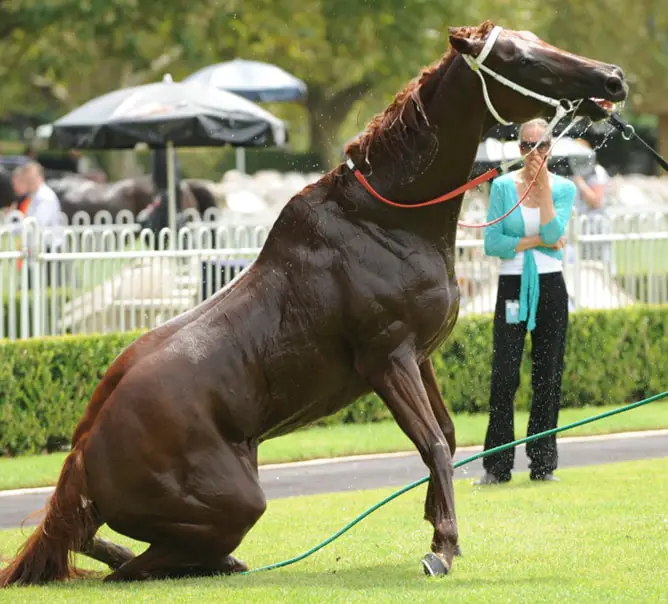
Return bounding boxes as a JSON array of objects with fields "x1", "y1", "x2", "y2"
[
  {"x1": 367, "y1": 352, "x2": 457, "y2": 576},
  {"x1": 419, "y1": 358, "x2": 462, "y2": 560},
  {"x1": 419, "y1": 358, "x2": 456, "y2": 456}
]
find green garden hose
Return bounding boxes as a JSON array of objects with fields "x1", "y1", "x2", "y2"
[{"x1": 242, "y1": 389, "x2": 668, "y2": 575}]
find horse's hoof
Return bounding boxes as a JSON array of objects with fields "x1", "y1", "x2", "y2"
[
  {"x1": 422, "y1": 552, "x2": 449, "y2": 577},
  {"x1": 222, "y1": 555, "x2": 248, "y2": 574}
]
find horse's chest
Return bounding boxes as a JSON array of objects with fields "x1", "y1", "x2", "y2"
[
  {"x1": 347, "y1": 252, "x2": 459, "y2": 358},
  {"x1": 410, "y1": 281, "x2": 458, "y2": 352}
]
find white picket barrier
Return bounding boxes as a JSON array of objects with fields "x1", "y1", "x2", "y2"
[{"x1": 1, "y1": 208, "x2": 667, "y2": 340}]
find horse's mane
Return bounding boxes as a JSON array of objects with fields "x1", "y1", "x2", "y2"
[{"x1": 342, "y1": 20, "x2": 495, "y2": 172}]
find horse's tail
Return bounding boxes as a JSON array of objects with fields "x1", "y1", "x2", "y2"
[{"x1": 0, "y1": 443, "x2": 96, "y2": 587}]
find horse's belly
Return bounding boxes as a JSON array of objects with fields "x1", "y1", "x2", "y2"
[{"x1": 258, "y1": 361, "x2": 369, "y2": 441}]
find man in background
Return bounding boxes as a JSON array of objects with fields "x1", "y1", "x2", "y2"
[
  {"x1": 569, "y1": 139, "x2": 613, "y2": 267},
  {"x1": 10, "y1": 162, "x2": 64, "y2": 286}
]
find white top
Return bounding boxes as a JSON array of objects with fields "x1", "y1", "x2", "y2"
[
  {"x1": 10, "y1": 182, "x2": 63, "y2": 248},
  {"x1": 499, "y1": 205, "x2": 563, "y2": 275}
]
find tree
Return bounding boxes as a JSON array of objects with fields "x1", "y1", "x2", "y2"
[
  {"x1": 0, "y1": 0, "x2": 201, "y2": 176},
  {"x1": 0, "y1": 0, "x2": 199, "y2": 111},
  {"x1": 540, "y1": 0, "x2": 668, "y2": 165},
  {"x1": 1, "y1": 0, "x2": 553, "y2": 172},
  {"x1": 187, "y1": 0, "x2": 468, "y2": 167}
]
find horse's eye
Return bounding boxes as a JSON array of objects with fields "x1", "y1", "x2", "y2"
[{"x1": 520, "y1": 56, "x2": 533, "y2": 67}]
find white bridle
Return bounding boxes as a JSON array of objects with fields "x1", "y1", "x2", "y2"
[
  {"x1": 462, "y1": 25, "x2": 576, "y2": 125},
  {"x1": 462, "y1": 25, "x2": 583, "y2": 173}
]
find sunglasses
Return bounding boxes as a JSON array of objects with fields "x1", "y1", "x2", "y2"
[{"x1": 519, "y1": 141, "x2": 551, "y2": 153}]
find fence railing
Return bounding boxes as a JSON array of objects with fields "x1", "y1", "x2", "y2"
[{"x1": 1, "y1": 208, "x2": 667, "y2": 340}]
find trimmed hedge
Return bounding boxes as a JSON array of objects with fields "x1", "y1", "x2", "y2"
[
  {"x1": 1, "y1": 306, "x2": 667, "y2": 456},
  {"x1": 0, "y1": 332, "x2": 142, "y2": 456}
]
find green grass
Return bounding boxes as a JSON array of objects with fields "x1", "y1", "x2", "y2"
[
  {"x1": 1, "y1": 400, "x2": 667, "y2": 492},
  {"x1": 0, "y1": 458, "x2": 666, "y2": 602}
]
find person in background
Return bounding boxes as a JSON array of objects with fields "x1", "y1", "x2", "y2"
[
  {"x1": 475, "y1": 118, "x2": 576, "y2": 485},
  {"x1": 12, "y1": 170, "x2": 31, "y2": 214},
  {"x1": 14, "y1": 162, "x2": 61, "y2": 233},
  {"x1": 570, "y1": 139, "x2": 612, "y2": 266},
  {"x1": 9, "y1": 162, "x2": 64, "y2": 285}
]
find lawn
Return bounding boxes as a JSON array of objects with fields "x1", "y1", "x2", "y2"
[
  {"x1": 1, "y1": 399, "x2": 667, "y2": 492},
  {"x1": 0, "y1": 458, "x2": 666, "y2": 603}
]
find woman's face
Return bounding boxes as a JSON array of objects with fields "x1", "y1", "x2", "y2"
[{"x1": 519, "y1": 125, "x2": 552, "y2": 159}]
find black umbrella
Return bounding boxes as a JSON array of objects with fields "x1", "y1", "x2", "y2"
[
  {"x1": 49, "y1": 76, "x2": 287, "y2": 150},
  {"x1": 184, "y1": 60, "x2": 306, "y2": 172},
  {"x1": 46, "y1": 75, "x2": 287, "y2": 241}
]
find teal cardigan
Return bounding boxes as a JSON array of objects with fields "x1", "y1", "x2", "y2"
[{"x1": 483, "y1": 172, "x2": 576, "y2": 331}]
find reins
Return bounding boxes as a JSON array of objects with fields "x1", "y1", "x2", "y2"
[
  {"x1": 344, "y1": 25, "x2": 605, "y2": 228},
  {"x1": 606, "y1": 112, "x2": 668, "y2": 173}
]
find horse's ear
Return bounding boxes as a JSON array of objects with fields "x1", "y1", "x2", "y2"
[{"x1": 448, "y1": 34, "x2": 482, "y2": 56}]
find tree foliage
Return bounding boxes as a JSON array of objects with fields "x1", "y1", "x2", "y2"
[
  {"x1": 541, "y1": 0, "x2": 668, "y2": 113},
  {"x1": 0, "y1": 1, "x2": 665, "y2": 169}
]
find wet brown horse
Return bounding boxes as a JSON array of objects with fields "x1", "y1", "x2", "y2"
[{"x1": 0, "y1": 21, "x2": 627, "y2": 586}]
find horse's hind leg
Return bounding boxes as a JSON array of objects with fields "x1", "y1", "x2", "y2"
[
  {"x1": 80, "y1": 537, "x2": 135, "y2": 570},
  {"x1": 72, "y1": 506, "x2": 135, "y2": 570},
  {"x1": 104, "y1": 508, "x2": 263, "y2": 582},
  {"x1": 103, "y1": 544, "x2": 246, "y2": 582},
  {"x1": 367, "y1": 352, "x2": 457, "y2": 575},
  {"x1": 103, "y1": 441, "x2": 266, "y2": 582}
]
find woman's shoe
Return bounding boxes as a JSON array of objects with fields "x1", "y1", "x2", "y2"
[
  {"x1": 473, "y1": 472, "x2": 511, "y2": 485},
  {"x1": 530, "y1": 472, "x2": 559, "y2": 482}
]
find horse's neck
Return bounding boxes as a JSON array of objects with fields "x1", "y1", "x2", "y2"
[
  {"x1": 405, "y1": 56, "x2": 487, "y2": 202},
  {"x1": 362, "y1": 56, "x2": 487, "y2": 248}
]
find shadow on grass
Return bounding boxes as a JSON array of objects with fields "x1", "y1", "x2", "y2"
[
  {"x1": 7, "y1": 564, "x2": 568, "y2": 594},
  {"x1": 232, "y1": 565, "x2": 568, "y2": 590}
]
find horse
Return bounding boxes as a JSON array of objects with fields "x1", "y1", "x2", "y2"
[
  {"x1": 0, "y1": 20, "x2": 627, "y2": 586},
  {"x1": 47, "y1": 175, "x2": 217, "y2": 222}
]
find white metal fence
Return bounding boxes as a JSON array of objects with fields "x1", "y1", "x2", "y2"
[{"x1": 1, "y1": 208, "x2": 667, "y2": 340}]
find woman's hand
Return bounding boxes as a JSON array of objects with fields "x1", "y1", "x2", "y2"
[
  {"x1": 542, "y1": 236, "x2": 565, "y2": 250},
  {"x1": 528, "y1": 154, "x2": 550, "y2": 193}
]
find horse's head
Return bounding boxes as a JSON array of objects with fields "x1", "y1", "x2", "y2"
[{"x1": 448, "y1": 21, "x2": 627, "y2": 125}]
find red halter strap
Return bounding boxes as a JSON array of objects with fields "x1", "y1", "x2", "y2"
[
  {"x1": 346, "y1": 158, "x2": 499, "y2": 209},
  {"x1": 345, "y1": 154, "x2": 549, "y2": 229}
]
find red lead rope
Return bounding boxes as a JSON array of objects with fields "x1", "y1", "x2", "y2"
[{"x1": 349, "y1": 152, "x2": 550, "y2": 229}]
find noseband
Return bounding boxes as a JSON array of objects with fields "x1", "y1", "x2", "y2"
[
  {"x1": 346, "y1": 25, "x2": 585, "y2": 228},
  {"x1": 462, "y1": 26, "x2": 573, "y2": 126}
]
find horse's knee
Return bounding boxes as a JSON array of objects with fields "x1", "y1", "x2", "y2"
[
  {"x1": 243, "y1": 490, "x2": 267, "y2": 526},
  {"x1": 424, "y1": 439, "x2": 453, "y2": 468}
]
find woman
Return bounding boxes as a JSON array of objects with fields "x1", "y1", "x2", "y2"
[{"x1": 475, "y1": 118, "x2": 576, "y2": 485}]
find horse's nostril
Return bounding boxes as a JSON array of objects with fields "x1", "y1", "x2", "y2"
[{"x1": 605, "y1": 76, "x2": 624, "y2": 96}]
